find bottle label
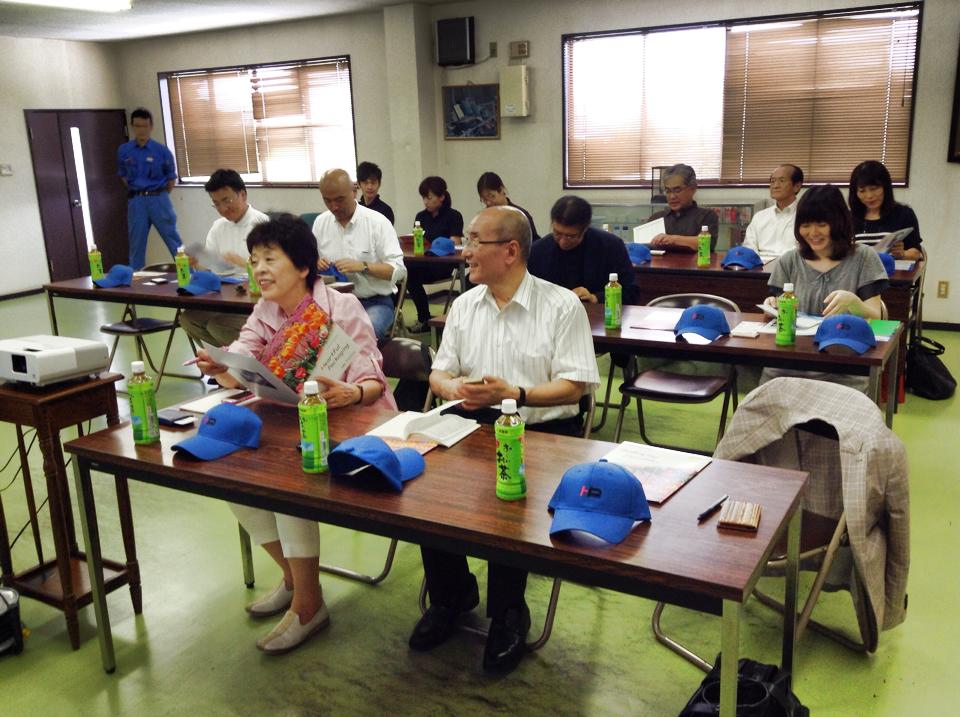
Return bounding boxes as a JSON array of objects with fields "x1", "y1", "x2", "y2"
[
  {"x1": 495, "y1": 421, "x2": 526, "y2": 500},
  {"x1": 247, "y1": 262, "x2": 261, "y2": 296},
  {"x1": 129, "y1": 380, "x2": 160, "y2": 444},
  {"x1": 89, "y1": 252, "x2": 104, "y2": 280},
  {"x1": 604, "y1": 284, "x2": 622, "y2": 329},
  {"x1": 176, "y1": 254, "x2": 191, "y2": 287},
  {"x1": 413, "y1": 227, "x2": 425, "y2": 256},
  {"x1": 775, "y1": 295, "x2": 798, "y2": 346},
  {"x1": 697, "y1": 234, "x2": 711, "y2": 267},
  {"x1": 298, "y1": 402, "x2": 329, "y2": 473}
]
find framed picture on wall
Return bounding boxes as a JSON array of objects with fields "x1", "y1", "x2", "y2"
[
  {"x1": 950, "y1": 39, "x2": 960, "y2": 162},
  {"x1": 442, "y1": 84, "x2": 500, "y2": 140}
]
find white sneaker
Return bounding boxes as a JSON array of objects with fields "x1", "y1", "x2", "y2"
[
  {"x1": 256, "y1": 605, "x2": 330, "y2": 655},
  {"x1": 245, "y1": 580, "x2": 294, "y2": 618}
]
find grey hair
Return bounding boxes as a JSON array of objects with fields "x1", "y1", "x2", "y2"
[{"x1": 663, "y1": 163, "x2": 697, "y2": 188}]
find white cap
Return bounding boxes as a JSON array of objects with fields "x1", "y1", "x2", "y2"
[
  {"x1": 701, "y1": 225, "x2": 709, "y2": 232},
  {"x1": 131, "y1": 360, "x2": 145, "y2": 374},
  {"x1": 501, "y1": 398, "x2": 518, "y2": 414},
  {"x1": 609, "y1": 273, "x2": 618, "y2": 282},
  {"x1": 177, "y1": 246, "x2": 186, "y2": 254},
  {"x1": 303, "y1": 380, "x2": 319, "y2": 395},
  {"x1": 783, "y1": 282, "x2": 795, "y2": 292},
  {"x1": 89, "y1": 244, "x2": 98, "y2": 251},
  {"x1": 414, "y1": 220, "x2": 421, "y2": 227}
]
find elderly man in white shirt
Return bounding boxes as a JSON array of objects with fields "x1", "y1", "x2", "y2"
[
  {"x1": 312, "y1": 168, "x2": 406, "y2": 341},
  {"x1": 408, "y1": 205, "x2": 599, "y2": 675},
  {"x1": 180, "y1": 168, "x2": 269, "y2": 347},
  {"x1": 742, "y1": 164, "x2": 804, "y2": 258}
]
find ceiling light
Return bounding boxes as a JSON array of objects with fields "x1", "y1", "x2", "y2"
[{"x1": 0, "y1": 0, "x2": 132, "y2": 12}]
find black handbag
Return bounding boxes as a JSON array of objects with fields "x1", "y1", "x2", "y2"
[
  {"x1": 906, "y1": 336, "x2": 956, "y2": 400},
  {"x1": 0, "y1": 587, "x2": 24, "y2": 656},
  {"x1": 679, "y1": 654, "x2": 808, "y2": 717}
]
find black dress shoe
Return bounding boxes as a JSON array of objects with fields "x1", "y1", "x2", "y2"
[
  {"x1": 408, "y1": 582, "x2": 480, "y2": 652},
  {"x1": 482, "y1": 605, "x2": 531, "y2": 674}
]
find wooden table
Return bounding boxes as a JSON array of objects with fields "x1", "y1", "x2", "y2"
[
  {"x1": 43, "y1": 274, "x2": 354, "y2": 336},
  {"x1": 0, "y1": 373, "x2": 139, "y2": 648},
  {"x1": 634, "y1": 251, "x2": 922, "y2": 399},
  {"x1": 399, "y1": 236, "x2": 468, "y2": 297},
  {"x1": 65, "y1": 402, "x2": 806, "y2": 716},
  {"x1": 587, "y1": 304, "x2": 901, "y2": 427}
]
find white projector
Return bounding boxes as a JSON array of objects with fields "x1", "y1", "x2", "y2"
[{"x1": 0, "y1": 335, "x2": 110, "y2": 387}]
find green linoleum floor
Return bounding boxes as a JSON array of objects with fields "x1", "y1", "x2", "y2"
[{"x1": 0, "y1": 292, "x2": 957, "y2": 715}]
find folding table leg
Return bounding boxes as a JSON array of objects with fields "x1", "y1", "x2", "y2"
[{"x1": 719, "y1": 600, "x2": 742, "y2": 717}]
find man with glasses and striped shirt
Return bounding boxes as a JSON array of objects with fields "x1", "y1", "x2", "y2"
[{"x1": 407, "y1": 205, "x2": 599, "y2": 675}]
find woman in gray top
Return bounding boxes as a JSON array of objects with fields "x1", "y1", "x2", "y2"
[{"x1": 765, "y1": 184, "x2": 888, "y2": 319}]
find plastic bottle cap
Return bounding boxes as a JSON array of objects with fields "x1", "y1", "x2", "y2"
[
  {"x1": 701, "y1": 225, "x2": 709, "y2": 232},
  {"x1": 414, "y1": 221, "x2": 421, "y2": 227},
  {"x1": 783, "y1": 282, "x2": 795, "y2": 292},
  {"x1": 303, "y1": 380, "x2": 319, "y2": 395},
  {"x1": 131, "y1": 360, "x2": 145, "y2": 374},
  {"x1": 609, "y1": 273, "x2": 618, "y2": 282},
  {"x1": 89, "y1": 245, "x2": 97, "y2": 251},
  {"x1": 501, "y1": 398, "x2": 518, "y2": 414},
  {"x1": 177, "y1": 246, "x2": 186, "y2": 254}
]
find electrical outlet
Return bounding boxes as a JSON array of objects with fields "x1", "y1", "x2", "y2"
[
  {"x1": 489, "y1": 41, "x2": 497, "y2": 58},
  {"x1": 937, "y1": 281, "x2": 949, "y2": 299},
  {"x1": 509, "y1": 40, "x2": 531, "y2": 59}
]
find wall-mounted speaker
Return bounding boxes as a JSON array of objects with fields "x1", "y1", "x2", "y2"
[{"x1": 436, "y1": 17, "x2": 475, "y2": 66}]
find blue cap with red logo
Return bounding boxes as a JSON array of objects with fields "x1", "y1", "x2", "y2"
[
  {"x1": 426, "y1": 237, "x2": 457, "y2": 257},
  {"x1": 94, "y1": 264, "x2": 133, "y2": 288},
  {"x1": 814, "y1": 314, "x2": 876, "y2": 354},
  {"x1": 548, "y1": 460, "x2": 651, "y2": 544},
  {"x1": 674, "y1": 305, "x2": 730, "y2": 342},
  {"x1": 172, "y1": 403, "x2": 262, "y2": 460},
  {"x1": 177, "y1": 270, "x2": 222, "y2": 296}
]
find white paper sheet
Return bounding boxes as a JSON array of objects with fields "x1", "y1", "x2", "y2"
[{"x1": 632, "y1": 217, "x2": 666, "y2": 245}]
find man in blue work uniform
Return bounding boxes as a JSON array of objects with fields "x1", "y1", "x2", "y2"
[{"x1": 117, "y1": 107, "x2": 182, "y2": 269}]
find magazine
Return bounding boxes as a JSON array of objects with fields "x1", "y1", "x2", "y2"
[{"x1": 602, "y1": 442, "x2": 711, "y2": 504}]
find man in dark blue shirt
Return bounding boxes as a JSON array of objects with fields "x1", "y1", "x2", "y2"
[
  {"x1": 529, "y1": 196, "x2": 638, "y2": 306},
  {"x1": 117, "y1": 107, "x2": 182, "y2": 269}
]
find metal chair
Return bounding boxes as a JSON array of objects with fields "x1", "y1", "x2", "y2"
[
  {"x1": 416, "y1": 392, "x2": 596, "y2": 651},
  {"x1": 99, "y1": 262, "x2": 199, "y2": 389},
  {"x1": 612, "y1": 293, "x2": 741, "y2": 454},
  {"x1": 652, "y1": 378, "x2": 908, "y2": 672},
  {"x1": 386, "y1": 274, "x2": 409, "y2": 340}
]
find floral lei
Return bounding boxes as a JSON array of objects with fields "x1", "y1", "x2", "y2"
[{"x1": 258, "y1": 295, "x2": 332, "y2": 393}]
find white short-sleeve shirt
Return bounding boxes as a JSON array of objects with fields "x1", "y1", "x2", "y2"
[
  {"x1": 203, "y1": 206, "x2": 269, "y2": 276},
  {"x1": 743, "y1": 200, "x2": 798, "y2": 258}
]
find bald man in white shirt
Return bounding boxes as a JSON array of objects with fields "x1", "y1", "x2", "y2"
[{"x1": 408, "y1": 205, "x2": 599, "y2": 675}]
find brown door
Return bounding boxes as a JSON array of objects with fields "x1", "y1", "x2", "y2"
[{"x1": 25, "y1": 109, "x2": 129, "y2": 281}]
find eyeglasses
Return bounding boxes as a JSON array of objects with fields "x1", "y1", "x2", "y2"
[
  {"x1": 463, "y1": 237, "x2": 514, "y2": 250},
  {"x1": 551, "y1": 227, "x2": 585, "y2": 242},
  {"x1": 663, "y1": 185, "x2": 690, "y2": 196},
  {"x1": 211, "y1": 196, "x2": 236, "y2": 209},
  {"x1": 769, "y1": 177, "x2": 792, "y2": 186}
]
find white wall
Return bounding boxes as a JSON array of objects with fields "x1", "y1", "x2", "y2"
[
  {"x1": 6, "y1": 0, "x2": 960, "y2": 320},
  {"x1": 0, "y1": 36, "x2": 122, "y2": 294}
]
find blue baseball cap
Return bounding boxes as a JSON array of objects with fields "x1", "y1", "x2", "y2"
[
  {"x1": 172, "y1": 403, "x2": 262, "y2": 460},
  {"x1": 319, "y1": 265, "x2": 349, "y2": 282},
  {"x1": 814, "y1": 314, "x2": 876, "y2": 354},
  {"x1": 177, "y1": 270, "x2": 222, "y2": 295},
  {"x1": 426, "y1": 236, "x2": 457, "y2": 256},
  {"x1": 627, "y1": 243, "x2": 652, "y2": 264},
  {"x1": 722, "y1": 246, "x2": 763, "y2": 270},
  {"x1": 328, "y1": 435, "x2": 425, "y2": 491},
  {"x1": 877, "y1": 251, "x2": 896, "y2": 277},
  {"x1": 674, "y1": 305, "x2": 730, "y2": 342},
  {"x1": 548, "y1": 460, "x2": 651, "y2": 544},
  {"x1": 94, "y1": 264, "x2": 133, "y2": 288}
]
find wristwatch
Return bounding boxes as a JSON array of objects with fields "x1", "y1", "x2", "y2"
[
  {"x1": 516, "y1": 386, "x2": 527, "y2": 408},
  {"x1": 361, "y1": 261, "x2": 370, "y2": 275}
]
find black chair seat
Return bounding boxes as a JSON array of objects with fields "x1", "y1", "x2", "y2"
[
  {"x1": 100, "y1": 318, "x2": 177, "y2": 335},
  {"x1": 621, "y1": 369, "x2": 729, "y2": 401}
]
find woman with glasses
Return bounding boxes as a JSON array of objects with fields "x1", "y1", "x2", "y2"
[
  {"x1": 406, "y1": 176, "x2": 465, "y2": 333},
  {"x1": 848, "y1": 160, "x2": 923, "y2": 261}
]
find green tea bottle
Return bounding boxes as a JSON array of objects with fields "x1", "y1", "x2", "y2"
[
  {"x1": 775, "y1": 282, "x2": 798, "y2": 346},
  {"x1": 246, "y1": 259, "x2": 261, "y2": 296},
  {"x1": 128, "y1": 360, "x2": 160, "y2": 445},
  {"x1": 697, "y1": 225, "x2": 711, "y2": 267},
  {"x1": 298, "y1": 380, "x2": 329, "y2": 474},
  {"x1": 175, "y1": 246, "x2": 191, "y2": 287},
  {"x1": 413, "y1": 220, "x2": 425, "y2": 256},
  {"x1": 88, "y1": 245, "x2": 104, "y2": 280},
  {"x1": 495, "y1": 398, "x2": 526, "y2": 501},
  {"x1": 604, "y1": 272, "x2": 622, "y2": 330}
]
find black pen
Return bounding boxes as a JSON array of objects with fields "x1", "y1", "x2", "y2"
[{"x1": 697, "y1": 494, "x2": 728, "y2": 523}]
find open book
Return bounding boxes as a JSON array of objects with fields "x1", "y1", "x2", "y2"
[
  {"x1": 367, "y1": 400, "x2": 480, "y2": 448},
  {"x1": 602, "y1": 442, "x2": 711, "y2": 504},
  {"x1": 855, "y1": 226, "x2": 913, "y2": 254},
  {"x1": 756, "y1": 304, "x2": 823, "y2": 335}
]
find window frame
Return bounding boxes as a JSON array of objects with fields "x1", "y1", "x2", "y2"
[
  {"x1": 561, "y1": 2, "x2": 923, "y2": 190},
  {"x1": 157, "y1": 54, "x2": 359, "y2": 189}
]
